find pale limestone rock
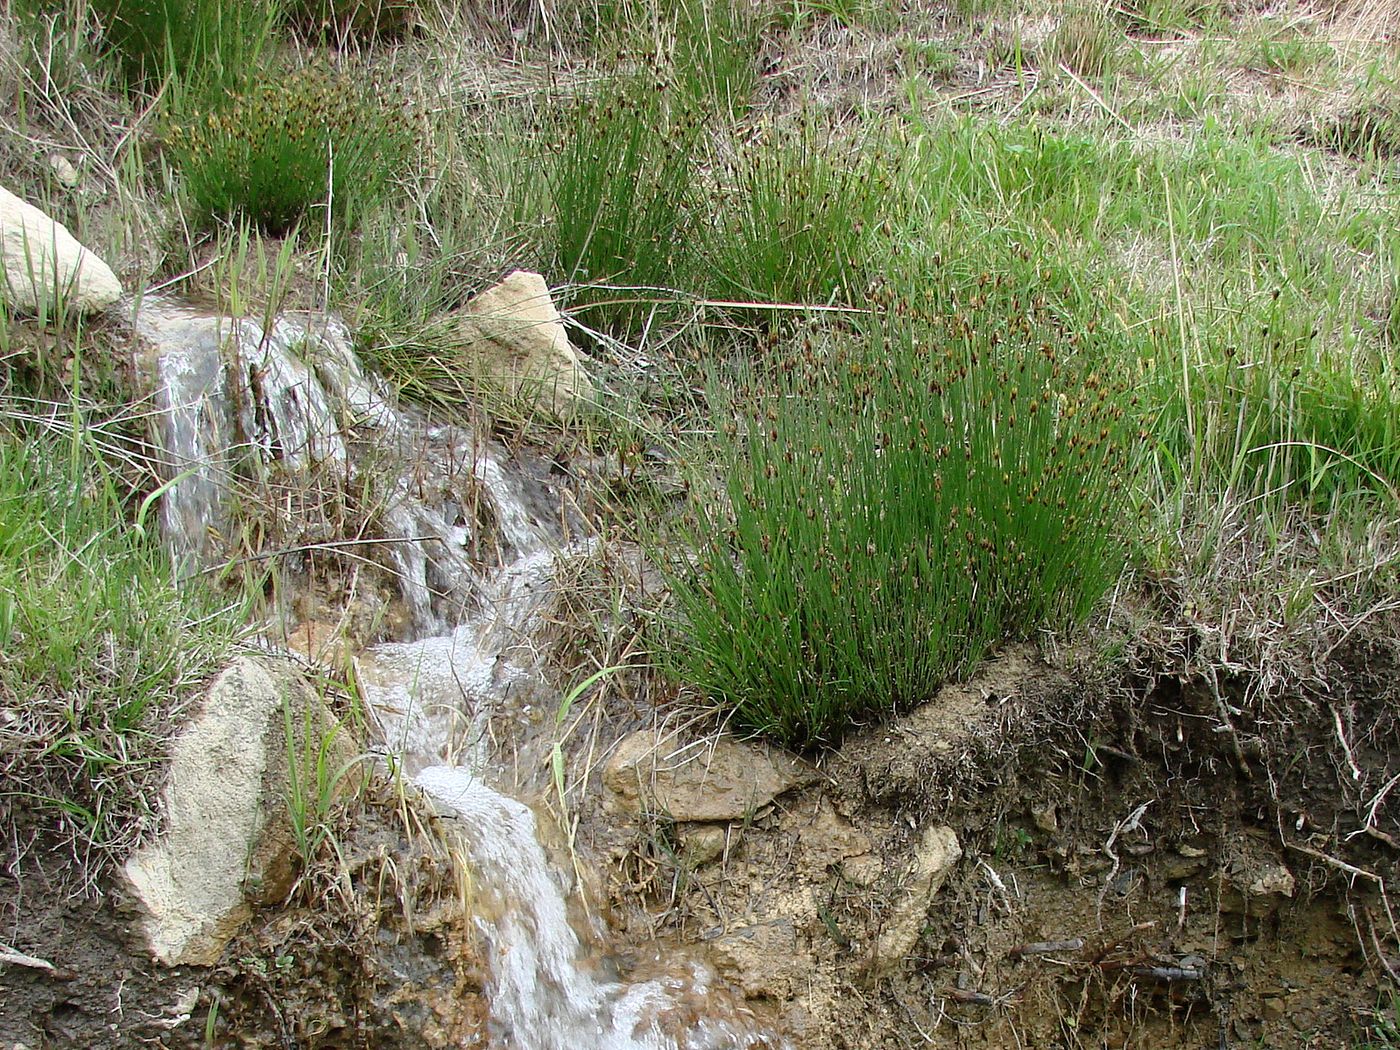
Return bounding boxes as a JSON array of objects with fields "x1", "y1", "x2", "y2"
[
  {"x1": 122, "y1": 657, "x2": 358, "y2": 966},
  {"x1": 709, "y1": 918, "x2": 804, "y2": 998},
  {"x1": 47, "y1": 154, "x2": 79, "y2": 189},
  {"x1": 0, "y1": 184, "x2": 121, "y2": 315},
  {"x1": 798, "y1": 797, "x2": 872, "y2": 868},
  {"x1": 602, "y1": 732, "x2": 803, "y2": 822},
  {"x1": 449, "y1": 270, "x2": 594, "y2": 419},
  {"x1": 866, "y1": 825, "x2": 962, "y2": 978},
  {"x1": 682, "y1": 824, "x2": 729, "y2": 866},
  {"x1": 1030, "y1": 801, "x2": 1058, "y2": 834},
  {"x1": 842, "y1": 853, "x2": 883, "y2": 887},
  {"x1": 1222, "y1": 854, "x2": 1296, "y2": 915}
]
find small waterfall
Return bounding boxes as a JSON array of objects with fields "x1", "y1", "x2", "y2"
[
  {"x1": 133, "y1": 297, "x2": 782, "y2": 1050},
  {"x1": 418, "y1": 767, "x2": 772, "y2": 1050}
]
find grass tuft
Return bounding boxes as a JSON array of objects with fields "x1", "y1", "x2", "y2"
[
  {"x1": 0, "y1": 422, "x2": 244, "y2": 888},
  {"x1": 664, "y1": 272, "x2": 1135, "y2": 747},
  {"x1": 704, "y1": 119, "x2": 896, "y2": 311},
  {"x1": 165, "y1": 66, "x2": 415, "y2": 236},
  {"x1": 89, "y1": 0, "x2": 280, "y2": 96},
  {"x1": 1040, "y1": 2, "x2": 1123, "y2": 79},
  {"x1": 545, "y1": 71, "x2": 705, "y2": 332},
  {"x1": 1309, "y1": 89, "x2": 1400, "y2": 161}
]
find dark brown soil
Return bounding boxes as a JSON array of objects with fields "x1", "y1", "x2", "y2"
[
  {"x1": 0, "y1": 866, "x2": 201, "y2": 1049},
  {"x1": 578, "y1": 638, "x2": 1400, "y2": 1049},
  {"x1": 0, "y1": 789, "x2": 491, "y2": 1050},
  {"x1": 6, "y1": 626, "x2": 1399, "y2": 1050}
]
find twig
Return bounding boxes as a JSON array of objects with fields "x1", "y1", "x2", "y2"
[
  {"x1": 942, "y1": 985, "x2": 1024, "y2": 1008},
  {"x1": 1365, "y1": 907, "x2": 1400, "y2": 986},
  {"x1": 1010, "y1": 938, "x2": 1084, "y2": 958},
  {"x1": 196, "y1": 535, "x2": 442, "y2": 575},
  {"x1": 0, "y1": 944, "x2": 56, "y2": 972},
  {"x1": 1362, "y1": 769, "x2": 1400, "y2": 833},
  {"x1": 141, "y1": 257, "x2": 222, "y2": 296},
  {"x1": 697, "y1": 297, "x2": 871, "y2": 315},
  {"x1": 1332, "y1": 706, "x2": 1363, "y2": 782},
  {"x1": 1366, "y1": 826, "x2": 1400, "y2": 851},
  {"x1": 1286, "y1": 842, "x2": 1382, "y2": 884},
  {"x1": 1099, "y1": 801, "x2": 1152, "y2": 916},
  {"x1": 1084, "y1": 922, "x2": 1157, "y2": 965},
  {"x1": 1057, "y1": 64, "x2": 1139, "y2": 135},
  {"x1": 1130, "y1": 963, "x2": 1205, "y2": 982}
]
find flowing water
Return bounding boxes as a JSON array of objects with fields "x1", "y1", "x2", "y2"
[{"x1": 132, "y1": 297, "x2": 781, "y2": 1050}]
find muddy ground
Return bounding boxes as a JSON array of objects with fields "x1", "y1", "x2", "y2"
[
  {"x1": 5, "y1": 626, "x2": 1397, "y2": 1049},
  {"x1": 573, "y1": 638, "x2": 1400, "y2": 1049}
]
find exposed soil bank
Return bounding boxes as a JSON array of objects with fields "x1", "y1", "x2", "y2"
[{"x1": 6, "y1": 634, "x2": 1396, "y2": 1048}]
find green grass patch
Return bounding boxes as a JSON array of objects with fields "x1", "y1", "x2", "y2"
[
  {"x1": 1111, "y1": 0, "x2": 1224, "y2": 36},
  {"x1": 89, "y1": 0, "x2": 279, "y2": 96},
  {"x1": 0, "y1": 423, "x2": 244, "y2": 882},
  {"x1": 1243, "y1": 22, "x2": 1332, "y2": 76}
]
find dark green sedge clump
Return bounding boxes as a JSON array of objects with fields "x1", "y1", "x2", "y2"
[
  {"x1": 167, "y1": 67, "x2": 414, "y2": 236},
  {"x1": 666, "y1": 252, "x2": 1138, "y2": 748}
]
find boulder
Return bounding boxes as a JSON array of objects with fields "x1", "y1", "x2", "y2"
[
  {"x1": 121, "y1": 657, "x2": 359, "y2": 967},
  {"x1": 448, "y1": 270, "x2": 594, "y2": 419},
  {"x1": 865, "y1": 824, "x2": 961, "y2": 978},
  {"x1": 0, "y1": 185, "x2": 121, "y2": 315},
  {"x1": 602, "y1": 732, "x2": 804, "y2": 822}
]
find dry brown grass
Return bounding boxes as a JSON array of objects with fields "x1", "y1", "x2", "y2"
[{"x1": 1328, "y1": 0, "x2": 1400, "y2": 43}]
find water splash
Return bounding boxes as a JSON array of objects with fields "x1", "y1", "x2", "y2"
[
  {"x1": 135, "y1": 296, "x2": 783, "y2": 1050},
  {"x1": 417, "y1": 767, "x2": 775, "y2": 1050}
]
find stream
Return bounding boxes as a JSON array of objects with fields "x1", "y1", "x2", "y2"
[{"x1": 132, "y1": 296, "x2": 781, "y2": 1050}]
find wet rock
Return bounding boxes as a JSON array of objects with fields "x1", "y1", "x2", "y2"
[
  {"x1": 602, "y1": 732, "x2": 804, "y2": 822},
  {"x1": 449, "y1": 270, "x2": 595, "y2": 419},
  {"x1": 0, "y1": 185, "x2": 121, "y2": 315},
  {"x1": 121, "y1": 657, "x2": 359, "y2": 966},
  {"x1": 865, "y1": 824, "x2": 962, "y2": 978},
  {"x1": 709, "y1": 918, "x2": 805, "y2": 998}
]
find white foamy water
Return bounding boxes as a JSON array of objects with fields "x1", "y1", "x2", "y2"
[
  {"x1": 417, "y1": 767, "x2": 775, "y2": 1050},
  {"x1": 134, "y1": 296, "x2": 783, "y2": 1050}
]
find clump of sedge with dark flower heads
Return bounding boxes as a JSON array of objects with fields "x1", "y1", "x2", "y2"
[
  {"x1": 665, "y1": 254, "x2": 1139, "y2": 749},
  {"x1": 167, "y1": 67, "x2": 414, "y2": 236}
]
